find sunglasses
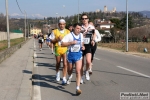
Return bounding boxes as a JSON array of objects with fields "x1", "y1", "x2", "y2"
[{"x1": 82, "y1": 18, "x2": 88, "y2": 20}]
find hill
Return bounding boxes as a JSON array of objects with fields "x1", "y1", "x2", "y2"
[{"x1": 139, "y1": 10, "x2": 150, "y2": 18}]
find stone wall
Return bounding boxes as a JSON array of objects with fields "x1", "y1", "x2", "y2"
[{"x1": 0, "y1": 32, "x2": 23, "y2": 41}]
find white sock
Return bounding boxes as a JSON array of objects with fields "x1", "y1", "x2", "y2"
[
  {"x1": 76, "y1": 86, "x2": 80, "y2": 90},
  {"x1": 63, "y1": 77, "x2": 66, "y2": 80}
]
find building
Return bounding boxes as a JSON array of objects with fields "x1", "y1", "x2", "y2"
[
  {"x1": 104, "y1": 6, "x2": 107, "y2": 13},
  {"x1": 112, "y1": 7, "x2": 116, "y2": 13},
  {"x1": 103, "y1": 6, "x2": 117, "y2": 13},
  {"x1": 30, "y1": 27, "x2": 41, "y2": 35},
  {"x1": 95, "y1": 19, "x2": 115, "y2": 33}
]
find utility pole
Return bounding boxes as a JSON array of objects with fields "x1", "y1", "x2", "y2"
[
  {"x1": 78, "y1": 0, "x2": 79, "y2": 23},
  {"x1": 63, "y1": 5, "x2": 65, "y2": 18},
  {"x1": 126, "y1": 0, "x2": 128, "y2": 52},
  {"x1": 27, "y1": 19, "x2": 29, "y2": 38},
  {"x1": 24, "y1": 10, "x2": 27, "y2": 41},
  {"x1": 5, "y1": 0, "x2": 10, "y2": 48}
]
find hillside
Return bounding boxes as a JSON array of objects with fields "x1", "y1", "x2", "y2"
[{"x1": 139, "y1": 11, "x2": 150, "y2": 18}]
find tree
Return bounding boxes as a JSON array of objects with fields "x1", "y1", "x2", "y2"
[{"x1": 120, "y1": 15, "x2": 134, "y2": 30}]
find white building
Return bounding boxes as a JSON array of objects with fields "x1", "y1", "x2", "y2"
[{"x1": 97, "y1": 20, "x2": 114, "y2": 33}]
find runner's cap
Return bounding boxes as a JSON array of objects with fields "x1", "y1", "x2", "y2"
[{"x1": 59, "y1": 19, "x2": 66, "y2": 23}]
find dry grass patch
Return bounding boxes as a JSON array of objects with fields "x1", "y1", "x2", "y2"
[
  {"x1": 98, "y1": 42, "x2": 150, "y2": 54},
  {"x1": 0, "y1": 38, "x2": 25, "y2": 52}
]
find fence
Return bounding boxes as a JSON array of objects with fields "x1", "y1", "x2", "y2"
[{"x1": 0, "y1": 32, "x2": 23, "y2": 41}]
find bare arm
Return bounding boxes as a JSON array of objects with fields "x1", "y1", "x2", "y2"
[{"x1": 61, "y1": 41, "x2": 76, "y2": 47}]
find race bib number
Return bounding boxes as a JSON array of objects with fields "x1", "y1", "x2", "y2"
[
  {"x1": 71, "y1": 45, "x2": 80, "y2": 52},
  {"x1": 83, "y1": 38, "x2": 90, "y2": 44}
]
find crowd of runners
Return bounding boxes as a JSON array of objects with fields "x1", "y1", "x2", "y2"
[{"x1": 37, "y1": 13, "x2": 101, "y2": 95}]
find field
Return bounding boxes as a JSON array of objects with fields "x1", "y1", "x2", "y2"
[
  {"x1": 0, "y1": 38, "x2": 25, "y2": 52},
  {"x1": 98, "y1": 42, "x2": 150, "y2": 54}
]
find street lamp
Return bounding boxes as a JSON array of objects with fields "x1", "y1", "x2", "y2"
[
  {"x1": 77, "y1": 0, "x2": 79, "y2": 23},
  {"x1": 63, "y1": 5, "x2": 65, "y2": 18},
  {"x1": 5, "y1": 0, "x2": 10, "y2": 48},
  {"x1": 126, "y1": 0, "x2": 128, "y2": 52},
  {"x1": 24, "y1": 10, "x2": 27, "y2": 41},
  {"x1": 56, "y1": 13, "x2": 58, "y2": 28}
]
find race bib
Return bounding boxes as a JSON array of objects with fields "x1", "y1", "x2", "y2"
[
  {"x1": 71, "y1": 45, "x2": 80, "y2": 52},
  {"x1": 83, "y1": 38, "x2": 90, "y2": 44}
]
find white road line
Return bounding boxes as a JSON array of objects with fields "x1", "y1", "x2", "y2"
[
  {"x1": 94, "y1": 57, "x2": 101, "y2": 60},
  {"x1": 33, "y1": 40, "x2": 41, "y2": 100},
  {"x1": 33, "y1": 54, "x2": 41, "y2": 100},
  {"x1": 117, "y1": 66, "x2": 150, "y2": 78},
  {"x1": 32, "y1": 84, "x2": 41, "y2": 100}
]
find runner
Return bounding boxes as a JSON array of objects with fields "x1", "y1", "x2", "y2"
[
  {"x1": 68, "y1": 24, "x2": 73, "y2": 32},
  {"x1": 49, "y1": 19, "x2": 70, "y2": 85},
  {"x1": 80, "y1": 13, "x2": 96, "y2": 83},
  {"x1": 89, "y1": 21, "x2": 101, "y2": 74},
  {"x1": 49, "y1": 29, "x2": 55, "y2": 54},
  {"x1": 46, "y1": 33, "x2": 51, "y2": 47},
  {"x1": 38, "y1": 32, "x2": 44, "y2": 51},
  {"x1": 44, "y1": 34, "x2": 47, "y2": 43},
  {"x1": 61, "y1": 23, "x2": 85, "y2": 95}
]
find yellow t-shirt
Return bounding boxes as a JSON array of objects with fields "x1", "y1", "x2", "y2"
[{"x1": 53, "y1": 29, "x2": 70, "y2": 56}]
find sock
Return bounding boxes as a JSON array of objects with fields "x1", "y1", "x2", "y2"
[
  {"x1": 76, "y1": 86, "x2": 80, "y2": 90},
  {"x1": 63, "y1": 77, "x2": 66, "y2": 80}
]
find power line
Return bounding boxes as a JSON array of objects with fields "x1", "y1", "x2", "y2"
[{"x1": 16, "y1": 0, "x2": 24, "y2": 14}]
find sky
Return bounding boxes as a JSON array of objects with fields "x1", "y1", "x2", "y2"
[{"x1": 0, "y1": 0, "x2": 150, "y2": 18}]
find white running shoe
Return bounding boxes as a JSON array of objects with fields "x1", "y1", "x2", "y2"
[
  {"x1": 80, "y1": 76, "x2": 84, "y2": 84},
  {"x1": 62, "y1": 78, "x2": 67, "y2": 85},
  {"x1": 85, "y1": 71, "x2": 90, "y2": 81},
  {"x1": 67, "y1": 74, "x2": 73, "y2": 85},
  {"x1": 56, "y1": 71, "x2": 60, "y2": 81}
]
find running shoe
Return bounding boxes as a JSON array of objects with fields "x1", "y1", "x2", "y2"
[
  {"x1": 67, "y1": 74, "x2": 73, "y2": 85},
  {"x1": 62, "y1": 78, "x2": 67, "y2": 85},
  {"x1": 85, "y1": 71, "x2": 90, "y2": 81},
  {"x1": 56, "y1": 71, "x2": 60, "y2": 82},
  {"x1": 76, "y1": 89, "x2": 82, "y2": 95},
  {"x1": 80, "y1": 76, "x2": 84, "y2": 84}
]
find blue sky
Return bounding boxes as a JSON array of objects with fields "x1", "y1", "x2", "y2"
[{"x1": 0, "y1": 0, "x2": 150, "y2": 18}]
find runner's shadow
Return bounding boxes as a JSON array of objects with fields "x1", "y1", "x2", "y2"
[
  {"x1": 23, "y1": 70, "x2": 32, "y2": 74},
  {"x1": 32, "y1": 74, "x2": 77, "y2": 96},
  {"x1": 36, "y1": 56, "x2": 55, "y2": 59},
  {"x1": 33, "y1": 81, "x2": 76, "y2": 96},
  {"x1": 36, "y1": 62, "x2": 55, "y2": 68}
]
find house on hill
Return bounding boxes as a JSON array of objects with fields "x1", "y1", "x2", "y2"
[
  {"x1": 30, "y1": 27, "x2": 41, "y2": 35},
  {"x1": 95, "y1": 19, "x2": 115, "y2": 43},
  {"x1": 95, "y1": 19, "x2": 114, "y2": 33}
]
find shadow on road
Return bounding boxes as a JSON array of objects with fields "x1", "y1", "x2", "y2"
[
  {"x1": 23, "y1": 70, "x2": 32, "y2": 74},
  {"x1": 36, "y1": 56, "x2": 55, "y2": 59},
  {"x1": 94, "y1": 70, "x2": 150, "y2": 79},
  {"x1": 32, "y1": 74, "x2": 77, "y2": 96}
]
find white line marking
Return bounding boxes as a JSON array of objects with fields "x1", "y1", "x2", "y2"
[
  {"x1": 117, "y1": 66, "x2": 150, "y2": 78},
  {"x1": 94, "y1": 57, "x2": 101, "y2": 60},
  {"x1": 33, "y1": 84, "x2": 41, "y2": 100},
  {"x1": 34, "y1": 52, "x2": 37, "y2": 58}
]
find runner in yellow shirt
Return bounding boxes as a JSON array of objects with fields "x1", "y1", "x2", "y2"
[{"x1": 50, "y1": 19, "x2": 70, "y2": 85}]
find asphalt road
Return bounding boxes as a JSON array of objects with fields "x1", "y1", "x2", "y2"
[{"x1": 32, "y1": 39, "x2": 150, "y2": 100}]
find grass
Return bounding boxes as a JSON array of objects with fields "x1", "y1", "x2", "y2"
[
  {"x1": 0, "y1": 37, "x2": 25, "y2": 52},
  {"x1": 98, "y1": 42, "x2": 150, "y2": 54}
]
